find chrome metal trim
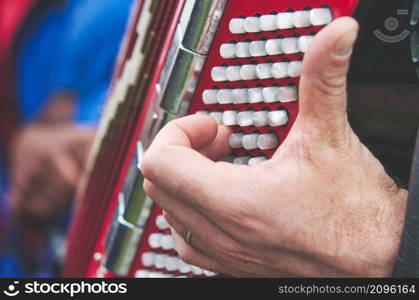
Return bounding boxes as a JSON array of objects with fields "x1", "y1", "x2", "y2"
[
  {"x1": 160, "y1": 0, "x2": 227, "y2": 115},
  {"x1": 103, "y1": 143, "x2": 153, "y2": 276},
  {"x1": 160, "y1": 51, "x2": 206, "y2": 115},
  {"x1": 182, "y1": 0, "x2": 227, "y2": 55}
]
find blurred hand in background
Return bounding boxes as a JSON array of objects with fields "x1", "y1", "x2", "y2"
[
  {"x1": 10, "y1": 96, "x2": 95, "y2": 223},
  {"x1": 0, "y1": 0, "x2": 134, "y2": 276}
]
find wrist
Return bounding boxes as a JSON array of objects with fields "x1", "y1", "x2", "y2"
[{"x1": 368, "y1": 187, "x2": 408, "y2": 277}]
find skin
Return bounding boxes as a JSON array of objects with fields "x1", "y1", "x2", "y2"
[
  {"x1": 141, "y1": 18, "x2": 409, "y2": 277},
  {"x1": 10, "y1": 94, "x2": 94, "y2": 223}
]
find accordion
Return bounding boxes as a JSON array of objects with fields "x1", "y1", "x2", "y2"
[{"x1": 64, "y1": 0, "x2": 360, "y2": 278}]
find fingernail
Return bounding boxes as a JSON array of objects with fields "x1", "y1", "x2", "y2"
[{"x1": 334, "y1": 30, "x2": 358, "y2": 56}]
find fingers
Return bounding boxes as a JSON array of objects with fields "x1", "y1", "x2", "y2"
[
  {"x1": 170, "y1": 230, "x2": 229, "y2": 275},
  {"x1": 144, "y1": 180, "x2": 242, "y2": 254},
  {"x1": 13, "y1": 164, "x2": 74, "y2": 222},
  {"x1": 9, "y1": 123, "x2": 93, "y2": 223},
  {"x1": 147, "y1": 114, "x2": 220, "y2": 150},
  {"x1": 199, "y1": 124, "x2": 232, "y2": 161},
  {"x1": 67, "y1": 126, "x2": 96, "y2": 164},
  {"x1": 142, "y1": 115, "x2": 246, "y2": 214},
  {"x1": 295, "y1": 17, "x2": 359, "y2": 142},
  {"x1": 49, "y1": 149, "x2": 80, "y2": 186}
]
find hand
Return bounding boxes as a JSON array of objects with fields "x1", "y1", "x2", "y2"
[
  {"x1": 141, "y1": 18, "x2": 408, "y2": 277},
  {"x1": 10, "y1": 123, "x2": 95, "y2": 223}
]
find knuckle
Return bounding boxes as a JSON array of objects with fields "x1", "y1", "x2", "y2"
[
  {"x1": 140, "y1": 149, "x2": 159, "y2": 180},
  {"x1": 221, "y1": 202, "x2": 266, "y2": 243},
  {"x1": 219, "y1": 241, "x2": 264, "y2": 267},
  {"x1": 142, "y1": 180, "x2": 154, "y2": 197},
  {"x1": 218, "y1": 242, "x2": 243, "y2": 261},
  {"x1": 315, "y1": 74, "x2": 347, "y2": 99}
]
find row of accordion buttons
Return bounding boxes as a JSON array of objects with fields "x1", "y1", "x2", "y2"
[
  {"x1": 220, "y1": 35, "x2": 313, "y2": 59},
  {"x1": 229, "y1": 8, "x2": 332, "y2": 34},
  {"x1": 203, "y1": 86, "x2": 297, "y2": 104}
]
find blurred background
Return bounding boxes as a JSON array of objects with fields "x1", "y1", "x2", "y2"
[{"x1": 0, "y1": 0, "x2": 134, "y2": 277}]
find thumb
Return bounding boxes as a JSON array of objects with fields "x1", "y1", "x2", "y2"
[{"x1": 295, "y1": 17, "x2": 359, "y2": 140}]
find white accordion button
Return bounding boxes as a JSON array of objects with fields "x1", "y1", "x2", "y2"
[
  {"x1": 232, "y1": 89, "x2": 248, "y2": 104},
  {"x1": 155, "y1": 254, "x2": 167, "y2": 269},
  {"x1": 237, "y1": 111, "x2": 254, "y2": 127},
  {"x1": 229, "y1": 18, "x2": 246, "y2": 34},
  {"x1": 267, "y1": 110, "x2": 289, "y2": 127},
  {"x1": 149, "y1": 233, "x2": 163, "y2": 249},
  {"x1": 253, "y1": 111, "x2": 269, "y2": 127},
  {"x1": 278, "y1": 86, "x2": 298, "y2": 102},
  {"x1": 156, "y1": 215, "x2": 170, "y2": 230},
  {"x1": 161, "y1": 235, "x2": 176, "y2": 250},
  {"x1": 248, "y1": 88, "x2": 264, "y2": 103},
  {"x1": 178, "y1": 259, "x2": 193, "y2": 274},
  {"x1": 249, "y1": 41, "x2": 267, "y2": 57},
  {"x1": 203, "y1": 270, "x2": 217, "y2": 277},
  {"x1": 293, "y1": 11, "x2": 311, "y2": 28},
  {"x1": 240, "y1": 65, "x2": 258, "y2": 81},
  {"x1": 310, "y1": 8, "x2": 332, "y2": 26},
  {"x1": 262, "y1": 87, "x2": 279, "y2": 103},
  {"x1": 220, "y1": 43, "x2": 237, "y2": 59},
  {"x1": 135, "y1": 270, "x2": 149, "y2": 278},
  {"x1": 217, "y1": 89, "x2": 234, "y2": 104},
  {"x1": 265, "y1": 39, "x2": 283, "y2": 55},
  {"x1": 229, "y1": 133, "x2": 244, "y2": 149},
  {"x1": 203, "y1": 89, "x2": 218, "y2": 105},
  {"x1": 257, "y1": 133, "x2": 279, "y2": 150},
  {"x1": 288, "y1": 61, "x2": 302, "y2": 77},
  {"x1": 271, "y1": 62, "x2": 289, "y2": 79},
  {"x1": 165, "y1": 256, "x2": 179, "y2": 272},
  {"x1": 298, "y1": 35, "x2": 314, "y2": 53},
  {"x1": 141, "y1": 252, "x2": 155, "y2": 267},
  {"x1": 226, "y1": 66, "x2": 242, "y2": 81},
  {"x1": 222, "y1": 111, "x2": 238, "y2": 126},
  {"x1": 211, "y1": 66, "x2": 228, "y2": 82},
  {"x1": 192, "y1": 266, "x2": 204, "y2": 276},
  {"x1": 259, "y1": 15, "x2": 277, "y2": 31},
  {"x1": 209, "y1": 112, "x2": 223, "y2": 125},
  {"x1": 276, "y1": 12, "x2": 294, "y2": 29},
  {"x1": 242, "y1": 134, "x2": 260, "y2": 150},
  {"x1": 236, "y1": 42, "x2": 251, "y2": 57},
  {"x1": 233, "y1": 156, "x2": 251, "y2": 165},
  {"x1": 147, "y1": 272, "x2": 163, "y2": 278},
  {"x1": 256, "y1": 63, "x2": 273, "y2": 79},
  {"x1": 282, "y1": 37, "x2": 300, "y2": 54},
  {"x1": 248, "y1": 156, "x2": 267, "y2": 166},
  {"x1": 244, "y1": 17, "x2": 261, "y2": 33}
]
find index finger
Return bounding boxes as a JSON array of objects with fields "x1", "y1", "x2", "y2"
[{"x1": 141, "y1": 115, "x2": 251, "y2": 215}]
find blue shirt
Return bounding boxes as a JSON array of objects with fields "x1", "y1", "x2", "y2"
[{"x1": 17, "y1": 0, "x2": 134, "y2": 125}]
